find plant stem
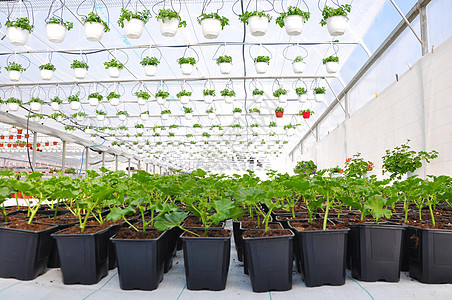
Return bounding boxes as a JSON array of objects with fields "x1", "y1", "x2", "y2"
[
  {"x1": 323, "y1": 193, "x2": 329, "y2": 230},
  {"x1": 179, "y1": 225, "x2": 200, "y2": 237},
  {"x1": 428, "y1": 203, "x2": 435, "y2": 227}
]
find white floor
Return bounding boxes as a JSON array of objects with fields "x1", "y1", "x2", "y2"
[{"x1": 0, "y1": 221, "x2": 451, "y2": 300}]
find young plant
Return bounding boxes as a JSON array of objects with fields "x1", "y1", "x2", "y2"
[
  {"x1": 68, "y1": 93, "x2": 80, "y2": 103},
  {"x1": 117, "y1": 8, "x2": 151, "y2": 27},
  {"x1": 198, "y1": 12, "x2": 229, "y2": 29},
  {"x1": 249, "y1": 108, "x2": 260, "y2": 113},
  {"x1": 239, "y1": 11, "x2": 272, "y2": 24},
  {"x1": 184, "y1": 107, "x2": 194, "y2": 114},
  {"x1": 216, "y1": 55, "x2": 232, "y2": 64},
  {"x1": 161, "y1": 109, "x2": 171, "y2": 115},
  {"x1": 314, "y1": 87, "x2": 326, "y2": 94},
  {"x1": 344, "y1": 153, "x2": 374, "y2": 179},
  {"x1": 252, "y1": 88, "x2": 264, "y2": 96},
  {"x1": 232, "y1": 107, "x2": 242, "y2": 113},
  {"x1": 47, "y1": 16, "x2": 73, "y2": 30},
  {"x1": 323, "y1": 56, "x2": 339, "y2": 64},
  {"x1": 320, "y1": 4, "x2": 352, "y2": 26},
  {"x1": 296, "y1": 87, "x2": 307, "y2": 95},
  {"x1": 107, "y1": 92, "x2": 120, "y2": 100},
  {"x1": 82, "y1": 12, "x2": 110, "y2": 32},
  {"x1": 29, "y1": 97, "x2": 44, "y2": 104},
  {"x1": 135, "y1": 90, "x2": 151, "y2": 99},
  {"x1": 5, "y1": 62, "x2": 25, "y2": 72},
  {"x1": 39, "y1": 63, "x2": 56, "y2": 71},
  {"x1": 220, "y1": 89, "x2": 235, "y2": 97},
  {"x1": 294, "y1": 56, "x2": 304, "y2": 62},
  {"x1": 177, "y1": 90, "x2": 192, "y2": 97},
  {"x1": 88, "y1": 92, "x2": 103, "y2": 100},
  {"x1": 276, "y1": 6, "x2": 310, "y2": 27},
  {"x1": 96, "y1": 110, "x2": 107, "y2": 115},
  {"x1": 203, "y1": 89, "x2": 215, "y2": 96},
  {"x1": 177, "y1": 57, "x2": 196, "y2": 65},
  {"x1": 50, "y1": 96, "x2": 63, "y2": 104},
  {"x1": 5, "y1": 17, "x2": 34, "y2": 32},
  {"x1": 275, "y1": 107, "x2": 284, "y2": 112},
  {"x1": 70, "y1": 60, "x2": 89, "y2": 69},
  {"x1": 273, "y1": 88, "x2": 287, "y2": 97},
  {"x1": 206, "y1": 107, "x2": 215, "y2": 114},
  {"x1": 140, "y1": 56, "x2": 160, "y2": 66},
  {"x1": 156, "y1": 9, "x2": 187, "y2": 27},
  {"x1": 254, "y1": 56, "x2": 270, "y2": 64},
  {"x1": 104, "y1": 59, "x2": 124, "y2": 70},
  {"x1": 155, "y1": 91, "x2": 170, "y2": 98}
]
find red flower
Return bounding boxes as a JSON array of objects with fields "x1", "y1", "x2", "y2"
[
  {"x1": 368, "y1": 162, "x2": 374, "y2": 170},
  {"x1": 346, "y1": 158, "x2": 351, "y2": 162},
  {"x1": 339, "y1": 169, "x2": 344, "y2": 173}
]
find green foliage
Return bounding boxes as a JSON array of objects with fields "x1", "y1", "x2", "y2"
[
  {"x1": 47, "y1": 16, "x2": 73, "y2": 30},
  {"x1": 294, "y1": 56, "x2": 304, "y2": 62},
  {"x1": 203, "y1": 89, "x2": 215, "y2": 96},
  {"x1": 320, "y1": 4, "x2": 352, "y2": 26},
  {"x1": 155, "y1": 90, "x2": 169, "y2": 98},
  {"x1": 276, "y1": 6, "x2": 310, "y2": 28},
  {"x1": 82, "y1": 12, "x2": 110, "y2": 32},
  {"x1": 239, "y1": 11, "x2": 272, "y2": 24},
  {"x1": 157, "y1": 9, "x2": 187, "y2": 27},
  {"x1": 140, "y1": 56, "x2": 160, "y2": 66},
  {"x1": 67, "y1": 93, "x2": 80, "y2": 103},
  {"x1": 6, "y1": 17, "x2": 34, "y2": 32},
  {"x1": 275, "y1": 107, "x2": 284, "y2": 112},
  {"x1": 104, "y1": 59, "x2": 124, "y2": 70},
  {"x1": 177, "y1": 90, "x2": 192, "y2": 98},
  {"x1": 135, "y1": 90, "x2": 150, "y2": 99},
  {"x1": 296, "y1": 87, "x2": 307, "y2": 95},
  {"x1": 220, "y1": 89, "x2": 235, "y2": 97},
  {"x1": 249, "y1": 108, "x2": 260, "y2": 113},
  {"x1": 323, "y1": 56, "x2": 339, "y2": 64},
  {"x1": 5, "y1": 62, "x2": 25, "y2": 72},
  {"x1": 88, "y1": 92, "x2": 103, "y2": 100},
  {"x1": 6, "y1": 97, "x2": 22, "y2": 104},
  {"x1": 184, "y1": 107, "x2": 194, "y2": 113},
  {"x1": 269, "y1": 121, "x2": 277, "y2": 127},
  {"x1": 39, "y1": 63, "x2": 56, "y2": 71},
  {"x1": 29, "y1": 97, "x2": 44, "y2": 104},
  {"x1": 70, "y1": 60, "x2": 88, "y2": 69},
  {"x1": 177, "y1": 57, "x2": 196, "y2": 65},
  {"x1": 117, "y1": 8, "x2": 151, "y2": 27},
  {"x1": 344, "y1": 153, "x2": 374, "y2": 179},
  {"x1": 50, "y1": 96, "x2": 63, "y2": 104},
  {"x1": 252, "y1": 88, "x2": 264, "y2": 96},
  {"x1": 205, "y1": 107, "x2": 215, "y2": 113},
  {"x1": 107, "y1": 92, "x2": 120, "y2": 100},
  {"x1": 299, "y1": 109, "x2": 314, "y2": 114},
  {"x1": 294, "y1": 160, "x2": 317, "y2": 175},
  {"x1": 161, "y1": 109, "x2": 171, "y2": 115},
  {"x1": 232, "y1": 107, "x2": 242, "y2": 113},
  {"x1": 273, "y1": 88, "x2": 287, "y2": 97},
  {"x1": 314, "y1": 87, "x2": 326, "y2": 94},
  {"x1": 96, "y1": 110, "x2": 107, "y2": 115},
  {"x1": 216, "y1": 55, "x2": 232, "y2": 64},
  {"x1": 198, "y1": 12, "x2": 229, "y2": 29},
  {"x1": 254, "y1": 56, "x2": 270, "y2": 64}
]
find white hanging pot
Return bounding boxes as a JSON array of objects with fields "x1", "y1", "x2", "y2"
[
  {"x1": 124, "y1": 18, "x2": 145, "y2": 39},
  {"x1": 251, "y1": 112, "x2": 259, "y2": 119},
  {"x1": 110, "y1": 97, "x2": 120, "y2": 106},
  {"x1": 255, "y1": 62, "x2": 268, "y2": 74},
  {"x1": 7, "y1": 103, "x2": 19, "y2": 111},
  {"x1": 287, "y1": 128, "x2": 296, "y2": 136},
  {"x1": 325, "y1": 61, "x2": 340, "y2": 73},
  {"x1": 248, "y1": 15, "x2": 269, "y2": 37},
  {"x1": 51, "y1": 102, "x2": 61, "y2": 111},
  {"x1": 140, "y1": 113, "x2": 149, "y2": 120},
  {"x1": 180, "y1": 96, "x2": 190, "y2": 104},
  {"x1": 314, "y1": 93, "x2": 325, "y2": 102},
  {"x1": 137, "y1": 97, "x2": 147, "y2": 106},
  {"x1": 32, "y1": 117, "x2": 41, "y2": 123},
  {"x1": 136, "y1": 128, "x2": 144, "y2": 134},
  {"x1": 74, "y1": 68, "x2": 87, "y2": 79},
  {"x1": 56, "y1": 116, "x2": 63, "y2": 122},
  {"x1": 283, "y1": 15, "x2": 305, "y2": 36},
  {"x1": 7, "y1": 27, "x2": 29, "y2": 46},
  {"x1": 185, "y1": 113, "x2": 193, "y2": 120},
  {"x1": 292, "y1": 61, "x2": 306, "y2": 74},
  {"x1": 70, "y1": 101, "x2": 81, "y2": 110},
  {"x1": 158, "y1": 18, "x2": 180, "y2": 37},
  {"x1": 89, "y1": 97, "x2": 99, "y2": 106},
  {"x1": 84, "y1": 22, "x2": 106, "y2": 41},
  {"x1": 40, "y1": 69, "x2": 54, "y2": 80},
  {"x1": 208, "y1": 113, "x2": 216, "y2": 120},
  {"x1": 162, "y1": 114, "x2": 170, "y2": 120},
  {"x1": 180, "y1": 63, "x2": 194, "y2": 75},
  {"x1": 96, "y1": 115, "x2": 105, "y2": 121},
  {"x1": 45, "y1": 23, "x2": 67, "y2": 43},
  {"x1": 298, "y1": 94, "x2": 308, "y2": 103},
  {"x1": 278, "y1": 95, "x2": 288, "y2": 104},
  {"x1": 224, "y1": 96, "x2": 234, "y2": 104},
  {"x1": 8, "y1": 70, "x2": 22, "y2": 82},
  {"x1": 108, "y1": 67, "x2": 120, "y2": 78},
  {"x1": 219, "y1": 62, "x2": 232, "y2": 74},
  {"x1": 233, "y1": 112, "x2": 241, "y2": 119},
  {"x1": 201, "y1": 18, "x2": 222, "y2": 39},
  {"x1": 30, "y1": 102, "x2": 42, "y2": 112},
  {"x1": 144, "y1": 65, "x2": 157, "y2": 76},
  {"x1": 204, "y1": 95, "x2": 214, "y2": 104},
  {"x1": 76, "y1": 115, "x2": 84, "y2": 122},
  {"x1": 156, "y1": 97, "x2": 166, "y2": 105},
  {"x1": 325, "y1": 16, "x2": 348, "y2": 36},
  {"x1": 253, "y1": 94, "x2": 263, "y2": 103}
]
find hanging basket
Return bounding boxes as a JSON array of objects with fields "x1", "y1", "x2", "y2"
[
  {"x1": 185, "y1": 113, "x2": 193, "y2": 120},
  {"x1": 180, "y1": 96, "x2": 190, "y2": 104},
  {"x1": 7, "y1": 103, "x2": 19, "y2": 111},
  {"x1": 208, "y1": 113, "x2": 216, "y2": 120},
  {"x1": 283, "y1": 15, "x2": 305, "y2": 36},
  {"x1": 302, "y1": 112, "x2": 311, "y2": 119},
  {"x1": 292, "y1": 61, "x2": 306, "y2": 74},
  {"x1": 254, "y1": 62, "x2": 268, "y2": 74},
  {"x1": 40, "y1": 69, "x2": 54, "y2": 80},
  {"x1": 161, "y1": 114, "x2": 170, "y2": 120},
  {"x1": 30, "y1": 102, "x2": 42, "y2": 112},
  {"x1": 277, "y1": 95, "x2": 288, "y2": 104},
  {"x1": 224, "y1": 96, "x2": 234, "y2": 104},
  {"x1": 108, "y1": 67, "x2": 121, "y2": 78},
  {"x1": 180, "y1": 63, "x2": 194, "y2": 75},
  {"x1": 8, "y1": 70, "x2": 22, "y2": 82},
  {"x1": 233, "y1": 112, "x2": 241, "y2": 119},
  {"x1": 70, "y1": 101, "x2": 81, "y2": 110},
  {"x1": 45, "y1": 23, "x2": 67, "y2": 43},
  {"x1": 325, "y1": 16, "x2": 348, "y2": 36},
  {"x1": 84, "y1": 22, "x2": 106, "y2": 41},
  {"x1": 144, "y1": 65, "x2": 157, "y2": 76},
  {"x1": 76, "y1": 115, "x2": 84, "y2": 122},
  {"x1": 156, "y1": 97, "x2": 166, "y2": 105},
  {"x1": 74, "y1": 68, "x2": 87, "y2": 79},
  {"x1": 140, "y1": 113, "x2": 148, "y2": 120},
  {"x1": 7, "y1": 27, "x2": 29, "y2": 46},
  {"x1": 297, "y1": 94, "x2": 308, "y2": 103},
  {"x1": 110, "y1": 97, "x2": 120, "y2": 106},
  {"x1": 97, "y1": 115, "x2": 105, "y2": 121},
  {"x1": 89, "y1": 98, "x2": 99, "y2": 106},
  {"x1": 253, "y1": 94, "x2": 263, "y2": 103},
  {"x1": 204, "y1": 95, "x2": 214, "y2": 104},
  {"x1": 275, "y1": 111, "x2": 284, "y2": 118},
  {"x1": 325, "y1": 61, "x2": 340, "y2": 73},
  {"x1": 137, "y1": 97, "x2": 147, "y2": 106},
  {"x1": 314, "y1": 93, "x2": 325, "y2": 102},
  {"x1": 201, "y1": 18, "x2": 222, "y2": 39},
  {"x1": 158, "y1": 18, "x2": 180, "y2": 37},
  {"x1": 123, "y1": 18, "x2": 145, "y2": 39},
  {"x1": 287, "y1": 128, "x2": 295, "y2": 136},
  {"x1": 219, "y1": 62, "x2": 232, "y2": 75},
  {"x1": 248, "y1": 16, "x2": 269, "y2": 37},
  {"x1": 251, "y1": 112, "x2": 259, "y2": 119}
]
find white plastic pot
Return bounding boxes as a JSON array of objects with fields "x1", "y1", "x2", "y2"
[
  {"x1": 156, "y1": 97, "x2": 166, "y2": 105},
  {"x1": 56, "y1": 116, "x2": 64, "y2": 122},
  {"x1": 123, "y1": 18, "x2": 145, "y2": 39},
  {"x1": 292, "y1": 61, "x2": 306, "y2": 74},
  {"x1": 185, "y1": 113, "x2": 193, "y2": 120},
  {"x1": 251, "y1": 112, "x2": 259, "y2": 119},
  {"x1": 84, "y1": 22, "x2": 106, "y2": 42},
  {"x1": 297, "y1": 94, "x2": 308, "y2": 103},
  {"x1": 40, "y1": 69, "x2": 54, "y2": 80},
  {"x1": 96, "y1": 115, "x2": 105, "y2": 121},
  {"x1": 201, "y1": 18, "x2": 222, "y2": 39},
  {"x1": 161, "y1": 114, "x2": 170, "y2": 120},
  {"x1": 140, "y1": 113, "x2": 149, "y2": 120},
  {"x1": 109, "y1": 97, "x2": 120, "y2": 106},
  {"x1": 51, "y1": 102, "x2": 61, "y2": 111},
  {"x1": 180, "y1": 63, "x2": 194, "y2": 75},
  {"x1": 283, "y1": 15, "x2": 305, "y2": 36},
  {"x1": 219, "y1": 62, "x2": 232, "y2": 74},
  {"x1": 180, "y1": 96, "x2": 190, "y2": 104},
  {"x1": 74, "y1": 68, "x2": 87, "y2": 79},
  {"x1": 208, "y1": 113, "x2": 216, "y2": 120},
  {"x1": 89, "y1": 97, "x2": 99, "y2": 106},
  {"x1": 108, "y1": 67, "x2": 121, "y2": 78},
  {"x1": 248, "y1": 15, "x2": 269, "y2": 37},
  {"x1": 7, "y1": 27, "x2": 29, "y2": 46},
  {"x1": 224, "y1": 96, "x2": 234, "y2": 104},
  {"x1": 32, "y1": 117, "x2": 41, "y2": 123},
  {"x1": 136, "y1": 128, "x2": 144, "y2": 134},
  {"x1": 137, "y1": 97, "x2": 147, "y2": 106},
  {"x1": 30, "y1": 102, "x2": 42, "y2": 112},
  {"x1": 76, "y1": 115, "x2": 84, "y2": 122},
  {"x1": 144, "y1": 65, "x2": 157, "y2": 76},
  {"x1": 287, "y1": 128, "x2": 296, "y2": 136},
  {"x1": 233, "y1": 112, "x2": 241, "y2": 119},
  {"x1": 8, "y1": 70, "x2": 22, "y2": 82},
  {"x1": 325, "y1": 61, "x2": 340, "y2": 73},
  {"x1": 325, "y1": 16, "x2": 348, "y2": 36},
  {"x1": 255, "y1": 62, "x2": 268, "y2": 74},
  {"x1": 204, "y1": 95, "x2": 214, "y2": 104},
  {"x1": 253, "y1": 94, "x2": 263, "y2": 103},
  {"x1": 314, "y1": 93, "x2": 325, "y2": 102},
  {"x1": 277, "y1": 94, "x2": 288, "y2": 104},
  {"x1": 158, "y1": 18, "x2": 180, "y2": 37},
  {"x1": 7, "y1": 103, "x2": 19, "y2": 111},
  {"x1": 45, "y1": 23, "x2": 67, "y2": 43},
  {"x1": 70, "y1": 101, "x2": 81, "y2": 110}
]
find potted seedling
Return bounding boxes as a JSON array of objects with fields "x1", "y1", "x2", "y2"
[
  {"x1": 155, "y1": 90, "x2": 169, "y2": 105},
  {"x1": 232, "y1": 107, "x2": 242, "y2": 119},
  {"x1": 203, "y1": 89, "x2": 215, "y2": 104},
  {"x1": 184, "y1": 107, "x2": 194, "y2": 120},
  {"x1": 252, "y1": 88, "x2": 264, "y2": 103},
  {"x1": 320, "y1": 4, "x2": 351, "y2": 36},
  {"x1": 239, "y1": 11, "x2": 272, "y2": 36},
  {"x1": 177, "y1": 90, "x2": 192, "y2": 104},
  {"x1": 29, "y1": 97, "x2": 44, "y2": 112},
  {"x1": 249, "y1": 108, "x2": 261, "y2": 119},
  {"x1": 296, "y1": 87, "x2": 307, "y2": 102},
  {"x1": 161, "y1": 109, "x2": 171, "y2": 120},
  {"x1": 46, "y1": 16, "x2": 73, "y2": 43},
  {"x1": 73, "y1": 111, "x2": 87, "y2": 122},
  {"x1": 273, "y1": 88, "x2": 288, "y2": 103},
  {"x1": 292, "y1": 56, "x2": 306, "y2": 74},
  {"x1": 205, "y1": 107, "x2": 216, "y2": 119},
  {"x1": 68, "y1": 93, "x2": 81, "y2": 110},
  {"x1": 178, "y1": 57, "x2": 196, "y2": 75},
  {"x1": 140, "y1": 110, "x2": 150, "y2": 120},
  {"x1": 96, "y1": 110, "x2": 107, "y2": 121},
  {"x1": 117, "y1": 8, "x2": 151, "y2": 39},
  {"x1": 51, "y1": 112, "x2": 66, "y2": 122},
  {"x1": 5, "y1": 62, "x2": 25, "y2": 81},
  {"x1": 107, "y1": 92, "x2": 121, "y2": 106},
  {"x1": 65, "y1": 125, "x2": 76, "y2": 133},
  {"x1": 6, "y1": 17, "x2": 34, "y2": 46},
  {"x1": 88, "y1": 92, "x2": 103, "y2": 106},
  {"x1": 220, "y1": 88, "x2": 235, "y2": 103},
  {"x1": 275, "y1": 107, "x2": 284, "y2": 118},
  {"x1": 135, "y1": 90, "x2": 150, "y2": 105},
  {"x1": 70, "y1": 60, "x2": 89, "y2": 79},
  {"x1": 216, "y1": 55, "x2": 232, "y2": 74},
  {"x1": 39, "y1": 63, "x2": 56, "y2": 80},
  {"x1": 323, "y1": 55, "x2": 339, "y2": 73},
  {"x1": 6, "y1": 97, "x2": 22, "y2": 111},
  {"x1": 313, "y1": 87, "x2": 326, "y2": 102},
  {"x1": 30, "y1": 113, "x2": 43, "y2": 123},
  {"x1": 157, "y1": 9, "x2": 187, "y2": 37},
  {"x1": 135, "y1": 123, "x2": 144, "y2": 134},
  {"x1": 276, "y1": 6, "x2": 310, "y2": 36},
  {"x1": 300, "y1": 109, "x2": 314, "y2": 119},
  {"x1": 50, "y1": 96, "x2": 63, "y2": 111},
  {"x1": 104, "y1": 59, "x2": 124, "y2": 78},
  {"x1": 198, "y1": 12, "x2": 229, "y2": 39},
  {"x1": 193, "y1": 123, "x2": 203, "y2": 133},
  {"x1": 140, "y1": 56, "x2": 160, "y2": 76},
  {"x1": 82, "y1": 12, "x2": 110, "y2": 41},
  {"x1": 254, "y1": 56, "x2": 270, "y2": 74},
  {"x1": 284, "y1": 123, "x2": 296, "y2": 136},
  {"x1": 116, "y1": 111, "x2": 128, "y2": 121}
]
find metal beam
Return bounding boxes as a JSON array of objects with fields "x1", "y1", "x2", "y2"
[
  {"x1": 85, "y1": 147, "x2": 89, "y2": 178},
  {"x1": 101, "y1": 152, "x2": 105, "y2": 171},
  {"x1": 389, "y1": 0, "x2": 423, "y2": 44},
  {"x1": 62, "y1": 140, "x2": 66, "y2": 170},
  {"x1": 32, "y1": 132, "x2": 37, "y2": 170},
  {"x1": 128, "y1": 159, "x2": 131, "y2": 176},
  {"x1": 419, "y1": 0, "x2": 429, "y2": 55},
  {"x1": 115, "y1": 154, "x2": 119, "y2": 171}
]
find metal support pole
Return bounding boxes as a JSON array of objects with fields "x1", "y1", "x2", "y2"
[
  {"x1": 32, "y1": 132, "x2": 37, "y2": 170},
  {"x1": 128, "y1": 159, "x2": 131, "y2": 176},
  {"x1": 137, "y1": 160, "x2": 141, "y2": 170},
  {"x1": 101, "y1": 152, "x2": 105, "y2": 172},
  {"x1": 419, "y1": 0, "x2": 429, "y2": 55},
  {"x1": 115, "y1": 155, "x2": 119, "y2": 171},
  {"x1": 61, "y1": 141, "x2": 66, "y2": 170},
  {"x1": 344, "y1": 92, "x2": 350, "y2": 119},
  {"x1": 85, "y1": 147, "x2": 89, "y2": 178},
  {"x1": 389, "y1": 0, "x2": 423, "y2": 44},
  {"x1": 315, "y1": 125, "x2": 320, "y2": 143},
  {"x1": 300, "y1": 141, "x2": 303, "y2": 155},
  {"x1": 153, "y1": 164, "x2": 155, "y2": 174}
]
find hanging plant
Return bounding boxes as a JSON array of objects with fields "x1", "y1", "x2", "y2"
[
  {"x1": 232, "y1": 107, "x2": 242, "y2": 119},
  {"x1": 135, "y1": 123, "x2": 145, "y2": 134},
  {"x1": 198, "y1": 12, "x2": 229, "y2": 39},
  {"x1": 249, "y1": 108, "x2": 261, "y2": 119},
  {"x1": 96, "y1": 110, "x2": 107, "y2": 121},
  {"x1": 323, "y1": 56, "x2": 340, "y2": 73},
  {"x1": 104, "y1": 59, "x2": 124, "y2": 78},
  {"x1": 313, "y1": 87, "x2": 326, "y2": 102},
  {"x1": 155, "y1": 90, "x2": 169, "y2": 105},
  {"x1": 161, "y1": 109, "x2": 171, "y2": 120},
  {"x1": 296, "y1": 87, "x2": 308, "y2": 102},
  {"x1": 275, "y1": 107, "x2": 284, "y2": 118},
  {"x1": 284, "y1": 124, "x2": 296, "y2": 136},
  {"x1": 276, "y1": 6, "x2": 310, "y2": 36},
  {"x1": 140, "y1": 56, "x2": 160, "y2": 76},
  {"x1": 6, "y1": 97, "x2": 22, "y2": 112},
  {"x1": 6, "y1": 17, "x2": 34, "y2": 46},
  {"x1": 88, "y1": 92, "x2": 103, "y2": 106},
  {"x1": 73, "y1": 111, "x2": 87, "y2": 122},
  {"x1": 238, "y1": 11, "x2": 272, "y2": 36},
  {"x1": 65, "y1": 125, "x2": 76, "y2": 133},
  {"x1": 38, "y1": 63, "x2": 56, "y2": 80},
  {"x1": 177, "y1": 57, "x2": 196, "y2": 75},
  {"x1": 177, "y1": 90, "x2": 192, "y2": 104},
  {"x1": 205, "y1": 107, "x2": 216, "y2": 119},
  {"x1": 29, "y1": 97, "x2": 44, "y2": 112},
  {"x1": 216, "y1": 55, "x2": 233, "y2": 74},
  {"x1": 82, "y1": 12, "x2": 110, "y2": 41},
  {"x1": 221, "y1": 88, "x2": 235, "y2": 103},
  {"x1": 300, "y1": 109, "x2": 314, "y2": 119},
  {"x1": 140, "y1": 111, "x2": 149, "y2": 120},
  {"x1": 68, "y1": 93, "x2": 81, "y2": 110},
  {"x1": 46, "y1": 16, "x2": 73, "y2": 43},
  {"x1": 252, "y1": 88, "x2": 264, "y2": 103},
  {"x1": 293, "y1": 56, "x2": 306, "y2": 74},
  {"x1": 70, "y1": 60, "x2": 89, "y2": 79},
  {"x1": 107, "y1": 92, "x2": 121, "y2": 106},
  {"x1": 51, "y1": 112, "x2": 67, "y2": 122},
  {"x1": 203, "y1": 89, "x2": 215, "y2": 104},
  {"x1": 117, "y1": 8, "x2": 151, "y2": 39},
  {"x1": 320, "y1": 4, "x2": 351, "y2": 36},
  {"x1": 184, "y1": 107, "x2": 194, "y2": 120},
  {"x1": 135, "y1": 90, "x2": 150, "y2": 105},
  {"x1": 50, "y1": 96, "x2": 63, "y2": 111},
  {"x1": 5, "y1": 62, "x2": 26, "y2": 82},
  {"x1": 269, "y1": 121, "x2": 277, "y2": 128},
  {"x1": 156, "y1": 9, "x2": 187, "y2": 37},
  {"x1": 254, "y1": 56, "x2": 270, "y2": 74},
  {"x1": 273, "y1": 88, "x2": 288, "y2": 103}
]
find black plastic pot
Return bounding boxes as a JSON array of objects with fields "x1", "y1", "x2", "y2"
[
  {"x1": 180, "y1": 230, "x2": 231, "y2": 291},
  {"x1": 164, "y1": 227, "x2": 181, "y2": 273},
  {"x1": 407, "y1": 226, "x2": 452, "y2": 283},
  {"x1": 111, "y1": 230, "x2": 166, "y2": 290},
  {"x1": 0, "y1": 223, "x2": 58, "y2": 280},
  {"x1": 40, "y1": 221, "x2": 78, "y2": 268},
  {"x1": 291, "y1": 225, "x2": 349, "y2": 287},
  {"x1": 243, "y1": 230, "x2": 294, "y2": 292},
  {"x1": 53, "y1": 226, "x2": 110, "y2": 285},
  {"x1": 232, "y1": 220, "x2": 244, "y2": 261},
  {"x1": 349, "y1": 223, "x2": 404, "y2": 282},
  {"x1": 108, "y1": 224, "x2": 122, "y2": 270}
]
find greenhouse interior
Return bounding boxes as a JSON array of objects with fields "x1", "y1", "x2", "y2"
[{"x1": 0, "y1": 0, "x2": 451, "y2": 299}]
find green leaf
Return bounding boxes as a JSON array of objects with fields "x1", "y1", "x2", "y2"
[{"x1": 154, "y1": 211, "x2": 188, "y2": 231}]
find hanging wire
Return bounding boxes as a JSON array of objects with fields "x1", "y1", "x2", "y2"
[
  {"x1": 248, "y1": 44, "x2": 272, "y2": 60},
  {"x1": 282, "y1": 44, "x2": 308, "y2": 61},
  {"x1": 6, "y1": 53, "x2": 31, "y2": 69},
  {"x1": 140, "y1": 46, "x2": 163, "y2": 61}
]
